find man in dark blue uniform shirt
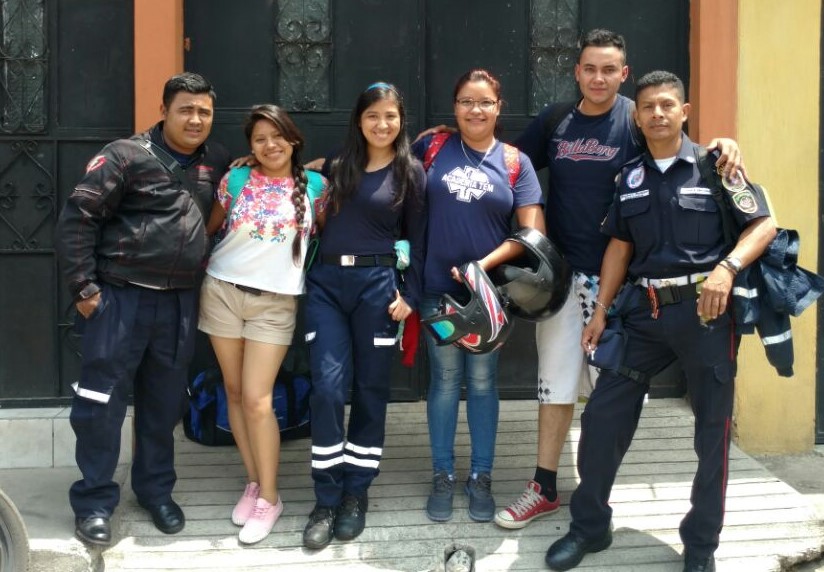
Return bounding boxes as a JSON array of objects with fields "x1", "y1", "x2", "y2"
[{"x1": 545, "y1": 71, "x2": 776, "y2": 572}]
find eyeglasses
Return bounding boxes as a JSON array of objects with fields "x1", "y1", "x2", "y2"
[{"x1": 455, "y1": 98, "x2": 498, "y2": 111}]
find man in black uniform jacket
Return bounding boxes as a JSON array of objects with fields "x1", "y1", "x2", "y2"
[
  {"x1": 57, "y1": 72, "x2": 231, "y2": 546},
  {"x1": 545, "y1": 71, "x2": 776, "y2": 572}
]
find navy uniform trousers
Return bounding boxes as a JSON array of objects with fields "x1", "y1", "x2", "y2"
[
  {"x1": 69, "y1": 284, "x2": 197, "y2": 518},
  {"x1": 304, "y1": 262, "x2": 400, "y2": 507},
  {"x1": 570, "y1": 285, "x2": 737, "y2": 560}
]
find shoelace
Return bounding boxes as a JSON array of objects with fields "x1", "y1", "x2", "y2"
[
  {"x1": 470, "y1": 475, "x2": 492, "y2": 496},
  {"x1": 242, "y1": 483, "x2": 259, "y2": 500},
  {"x1": 249, "y1": 500, "x2": 273, "y2": 521},
  {"x1": 340, "y1": 496, "x2": 361, "y2": 514},
  {"x1": 510, "y1": 486, "x2": 543, "y2": 516},
  {"x1": 433, "y1": 474, "x2": 454, "y2": 494},
  {"x1": 310, "y1": 507, "x2": 334, "y2": 523}
]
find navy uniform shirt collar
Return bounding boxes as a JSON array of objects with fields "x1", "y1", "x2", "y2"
[{"x1": 640, "y1": 133, "x2": 698, "y2": 170}]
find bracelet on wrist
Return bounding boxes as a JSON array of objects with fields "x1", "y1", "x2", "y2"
[
  {"x1": 593, "y1": 299, "x2": 608, "y2": 313},
  {"x1": 718, "y1": 260, "x2": 738, "y2": 276}
]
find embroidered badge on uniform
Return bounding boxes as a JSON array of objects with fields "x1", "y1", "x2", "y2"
[
  {"x1": 722, "y1": 173, "x2": 747, "y2": 193},
  {"x1": 731, "y1": 190, "x2": 758, "y2": 214},
  {"x1": 85, "y1": 155, "x2": 106, "y2": 173},
  {"x1": 626, "y1": 165, "x2": 645, "y2": 189}
]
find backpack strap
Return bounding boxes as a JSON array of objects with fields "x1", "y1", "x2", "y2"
[
  {"x1": 304, "y1": 169, "x2": 324, "y2": 219},
  {"x1": 502, "y1": 143, "x2": 521, "y2": 189},
  {"x1": 542, "y1": 100, "x2": 577, "y2": 140},
  {"x1": 694, "y1": 146, "x2": 740, "y2": 245},
  {"x1": 226, "y1": 166, "x2": 252, "y2": 218},
  {"x1": 423, "y1": 132, "x2": 451, "y2": 171}
]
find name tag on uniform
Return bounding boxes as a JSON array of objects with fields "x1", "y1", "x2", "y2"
[
  {"x1": 620, "y1": 189, "x2": 649, "y2": 202},
  {"x1": 680, "y1": 187, "x2": 712, "y2": 196}
]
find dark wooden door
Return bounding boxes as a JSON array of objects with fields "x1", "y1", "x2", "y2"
[
  {"x1": 0, "y1": 0, "x2": 134, "y2": 405},
  {"x1": 184, "y1": 0, "x2": 689, "y2": 401}
]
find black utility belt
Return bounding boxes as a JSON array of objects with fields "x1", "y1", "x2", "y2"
[
  {"x1": 220, "y1": 279, "x2": 264, "y2": 296},
  {"x1": 639, "y1": 282, "x2": 700, "y2": 307},
  {"x1": 321, "y1": 254, "x2": 396, "y2": 267}
]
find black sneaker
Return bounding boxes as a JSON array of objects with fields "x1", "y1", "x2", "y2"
[
  {"x1": 426, "y1": 471, "x2": 456, "y2": 522},
  {"x1": 303, "y1": 505, "x2": 336, "y2": 549},
  {"x1": 465, "y1": 472, "x2": 495, "y2": 522},
  {"x1": 334, "y1": 493, "x2": 368, "y2": 540}
]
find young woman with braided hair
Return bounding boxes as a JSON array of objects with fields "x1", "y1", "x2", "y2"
[
  {"x1": 301, "y1": 82, "x2": 426, "y2": 549},
  {"x1": 199, "y1": 104, "x2": 326, "y2": 544}
]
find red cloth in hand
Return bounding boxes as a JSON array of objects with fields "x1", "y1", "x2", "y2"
[{"x1": 401, "y1": 311, "x2": 420, "y2": 368}]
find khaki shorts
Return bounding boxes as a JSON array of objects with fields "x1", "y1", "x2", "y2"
[
  {"x1": 535, "y1": 272, "x2": 600, "y2": 404},
  {"x1": 198, "y1": 275, "x2": 297, "y2": 345}
]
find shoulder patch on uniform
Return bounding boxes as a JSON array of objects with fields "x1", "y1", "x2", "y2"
[
  {"x1": 722, "y1": 173, "x2": 747, "y2": 193},
  {"x1": 731, "y1": 190, "x2": 758, "y2": 214},
  {"x1": 85, "y1": 155, "x2": 106, "y2": 173},
  {"x1": 626, "y1": 165, "x2": 645, "y2": 189}
]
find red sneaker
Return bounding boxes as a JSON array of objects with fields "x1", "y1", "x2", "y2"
[{"x1": 494, "y1": 480, "x2": 560, "y2": 529}]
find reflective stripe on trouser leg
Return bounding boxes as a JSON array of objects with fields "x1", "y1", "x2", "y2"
[
  {"x1": 305, "y1": 268, "x2": 351, "y2": 507},
  {"x1": 342, "y1": 266, "x2": 397, "y2": 495}
]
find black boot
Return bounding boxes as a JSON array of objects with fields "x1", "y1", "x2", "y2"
[
  {"x1": 334, "y1": 493, "x2": 368, "y2": 541},
  {"x1": 303, "y1": 505, "x2": 336, "y2": 549}
]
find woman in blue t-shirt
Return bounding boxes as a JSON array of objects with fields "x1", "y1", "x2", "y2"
[
  {"x1": 412, "y1": 69, "x2": 545, "y2": 523},
  {"x1": 302, "y1": 82, "x2": 426, "y2": 549}
]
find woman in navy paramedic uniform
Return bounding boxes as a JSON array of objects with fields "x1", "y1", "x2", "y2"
[{"x1": 301, "y1": 82, "x2": 426, "y2": 549}]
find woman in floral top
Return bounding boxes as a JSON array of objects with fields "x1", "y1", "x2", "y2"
[{"x1": 199, "y1": 104, "x2": 326, "y2": 544}]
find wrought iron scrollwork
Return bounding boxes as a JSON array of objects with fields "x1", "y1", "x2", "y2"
[
  {"x1": 529, "y1": 0, "x2": 580, "y2": 115},
  {"x1": 0, "y1": 0, "x2": 47, "y2": 133},
  {"x1": 275, "y1": 0, "x2": 332, "y2": 112},
  {"x1": 0, "y1": 139, "x2": 55, "y2": 251}
]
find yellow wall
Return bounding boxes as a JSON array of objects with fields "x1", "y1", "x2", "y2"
[{"x1": 734, "y1": 1, "x2": 821, "y2": 453}]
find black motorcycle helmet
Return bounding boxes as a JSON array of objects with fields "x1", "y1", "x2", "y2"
[
  {"x1": 491, "y1": 228, "x2": 571, "y2": 322},
  {"x1": 422, "y1": 261, "x2": 514, "y2": 354}
]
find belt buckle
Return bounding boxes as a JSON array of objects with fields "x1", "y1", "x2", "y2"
[{"x1": 340, "y1": 255, "x2": 356, "y2": 267}]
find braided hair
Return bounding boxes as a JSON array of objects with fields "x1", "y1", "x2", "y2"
[{"x1": 244, "y1": 104, "x2": 308, "y2": 266}]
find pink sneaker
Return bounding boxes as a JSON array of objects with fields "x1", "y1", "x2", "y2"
[
  {"x1": 231, "y1": 482, "x2": 260, "y2": 526},
  {"x1": 494, "y1": 480, "x2": 560, "y2": 529},
  {"x1": 238, "y1": 496, "x2": 283, "y2": 545}
]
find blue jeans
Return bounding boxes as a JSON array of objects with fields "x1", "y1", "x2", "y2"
[{"x1": 421, "y1": 294, "x2": 500, "y2": 476}]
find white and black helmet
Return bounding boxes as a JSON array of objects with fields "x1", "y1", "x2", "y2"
[
  {"x1": 491, "y1": 228, "x2": 571, "y2": 322},
  {"x1": 422, "y1": 261, "x2": 513, "y2": 354}
]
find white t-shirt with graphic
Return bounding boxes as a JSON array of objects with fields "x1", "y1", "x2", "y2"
[{"x1": 206, "y1": 169, "x2": 317, "y2": 295}]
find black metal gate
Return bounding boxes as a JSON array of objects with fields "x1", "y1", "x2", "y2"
[
  {"x1": 183, "y1": 0, "x2": 690, "y2": 401},
  {"x1": 0, "y1": 0, "x2": 692, "y2": 404},
  {"x1": 0, "y1": 0, "x2": 134, "y2": 405}
]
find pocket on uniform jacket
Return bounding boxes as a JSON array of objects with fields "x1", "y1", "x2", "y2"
[
  {"x1": 712, "y1": 360, "x2": 736, "y2": 385},
  {"x1": 619, "y1": 194, "x2": 651, "y2": 218},
  {"x1": 675, "y1": 192, "x2": 721, "y2": 246}
]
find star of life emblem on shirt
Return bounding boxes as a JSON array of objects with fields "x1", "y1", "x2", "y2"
[{"x1": 442, "y1": 165, "x2": 494, "y2": 202}]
